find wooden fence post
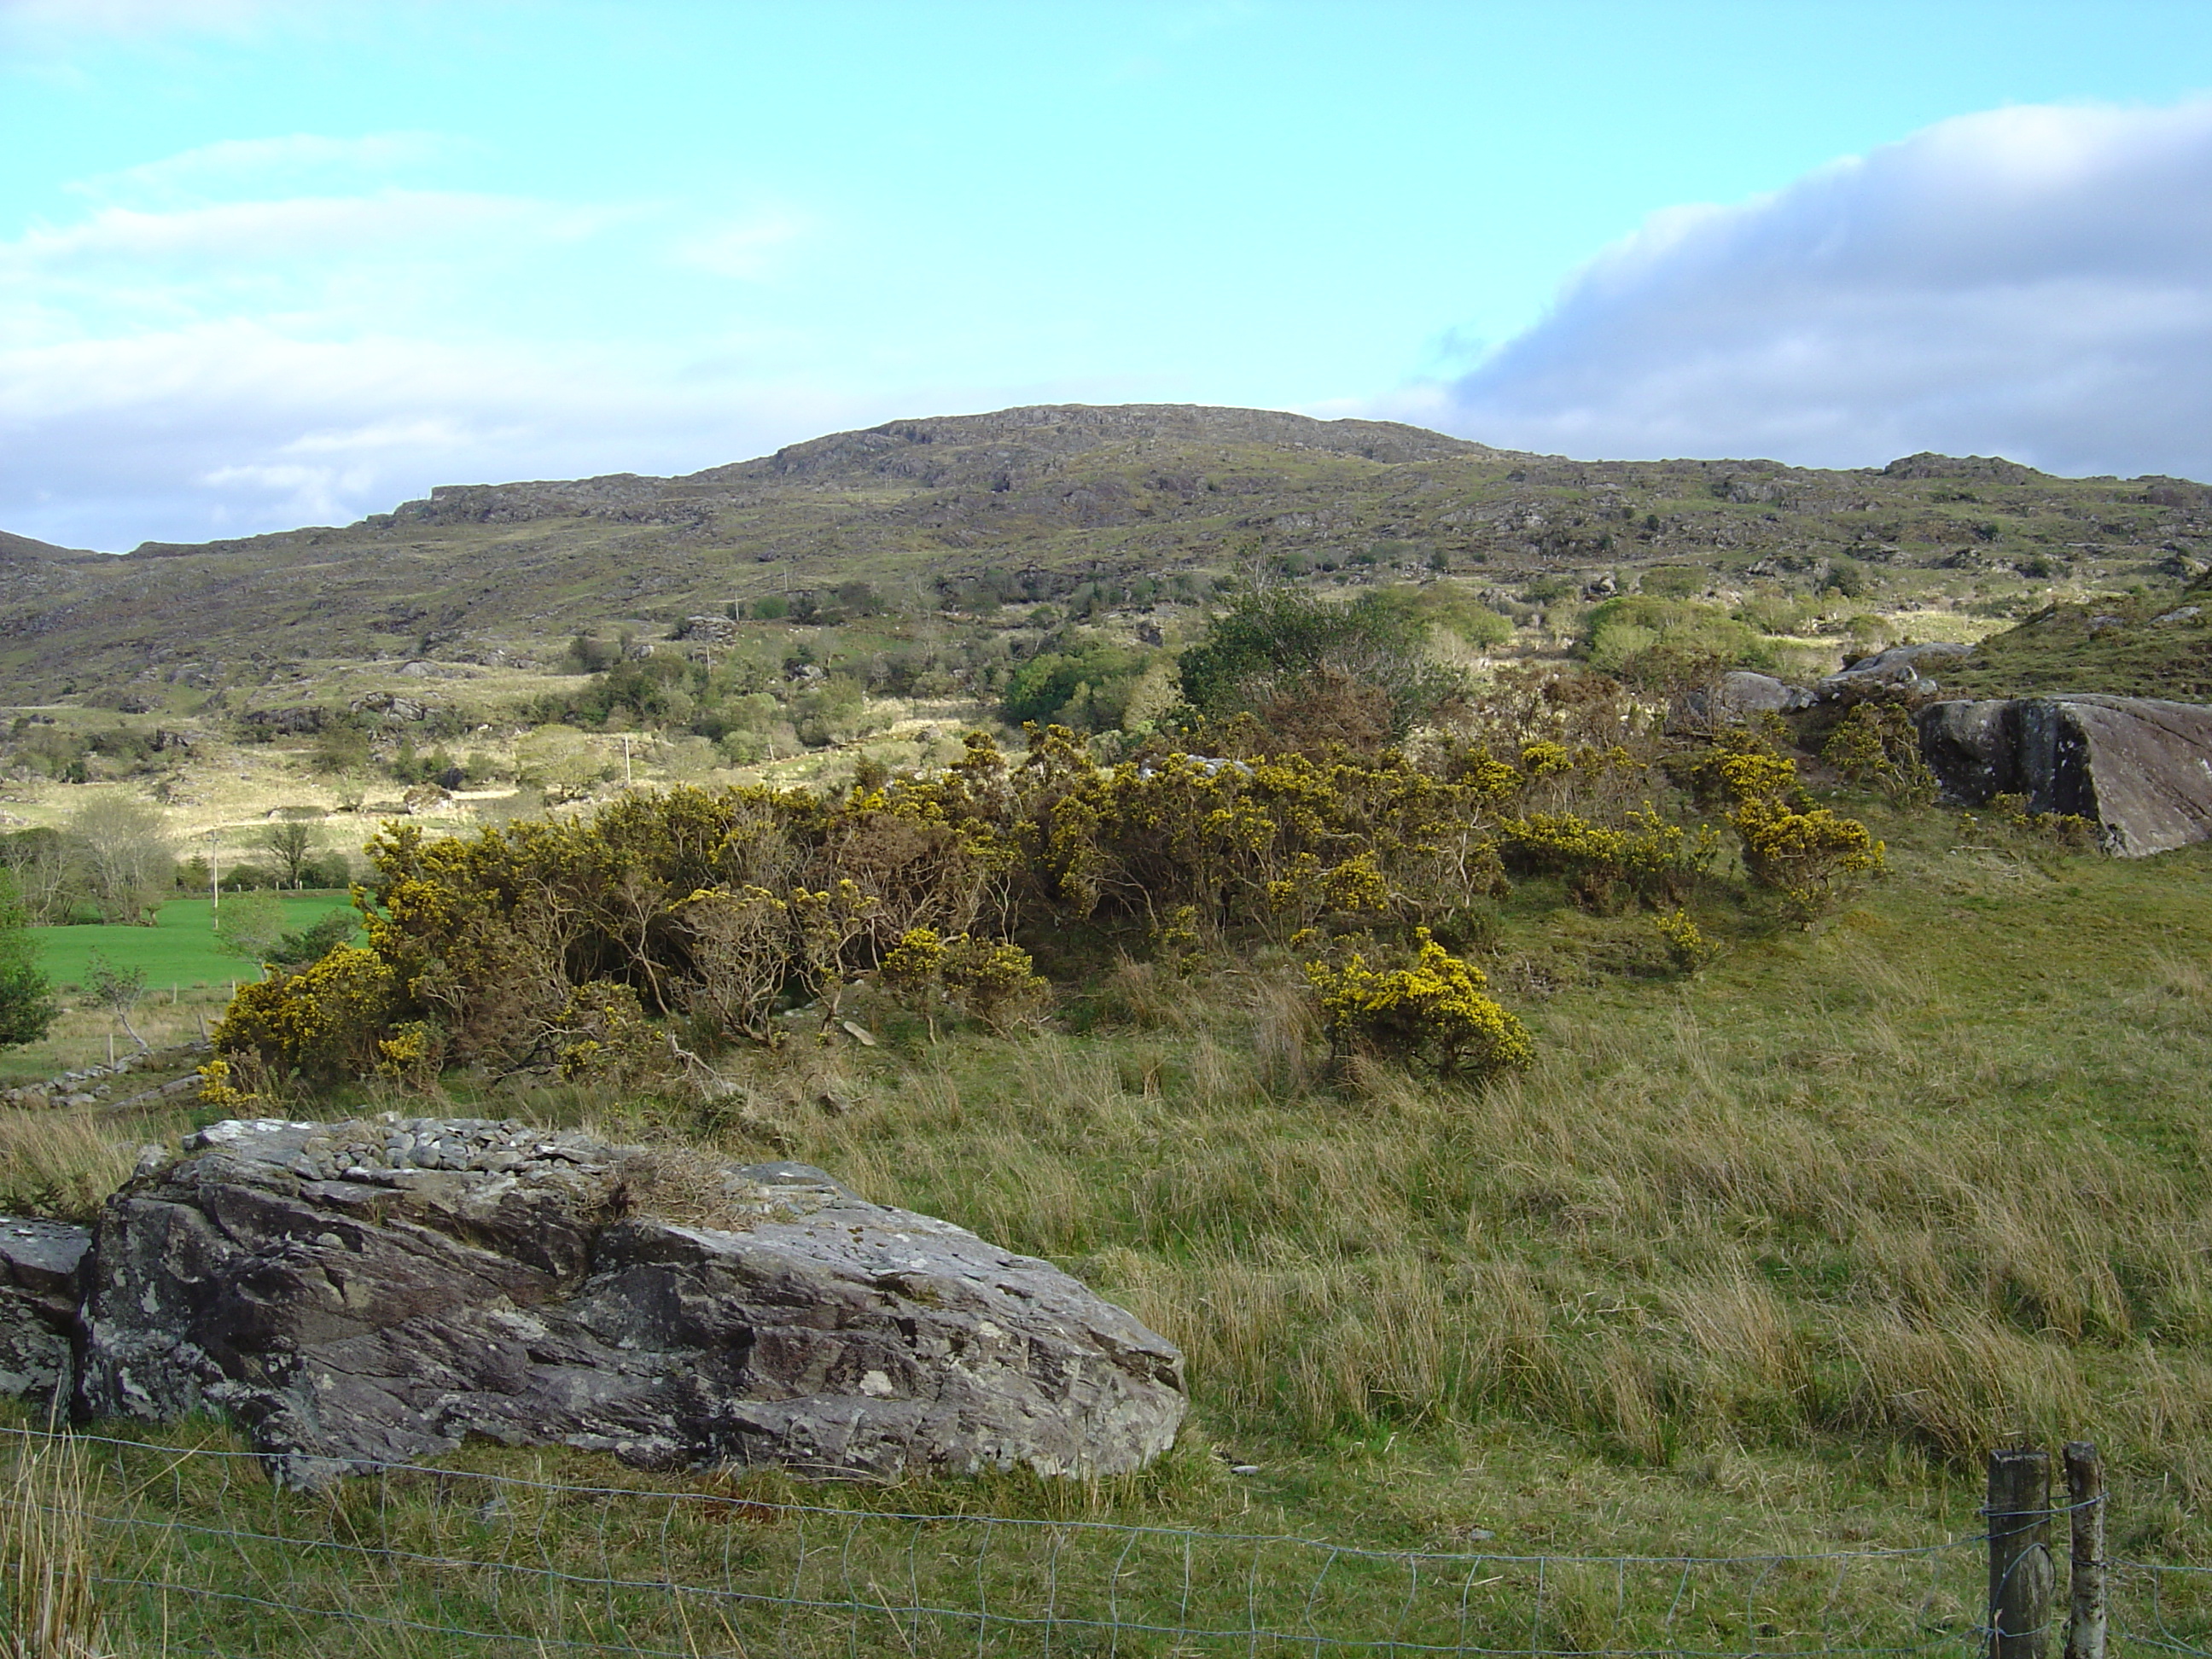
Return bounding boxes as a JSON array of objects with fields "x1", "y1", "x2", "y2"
[
  {"x1": 1989, "y1": 1447, "x2": 2055, "y2": 1659},
  {"x1": 2064, "y1": 1442, "x2": 2106, "y2": 1659}
]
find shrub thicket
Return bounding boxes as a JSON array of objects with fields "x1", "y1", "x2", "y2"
[{"x1": 212, "y1": 715, "x2": 1884, "y2": 1088}]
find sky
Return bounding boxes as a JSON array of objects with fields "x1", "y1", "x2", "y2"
[{"x1": 9, "y1": 3, "x2": 2212, "y2": 551}]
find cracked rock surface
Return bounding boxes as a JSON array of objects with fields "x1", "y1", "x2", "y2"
[
  {"x1": 0, "y1": 1218, "x2": 90, "y2": 1412},
  {"x1": 79, "y1": 1117, "x2": 1185, "y2": 1487}
]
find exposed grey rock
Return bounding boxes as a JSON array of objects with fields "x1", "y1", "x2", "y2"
[
  {"x1": 1670, "y1": 671, "x2": 1797, "y2": 731},
  {"x1": 1916, "y1": 695, "x2": 2212, "y2": 855},
  {"x1": 0, "y1": 1219, "x2": 90, "y2": 1411},
  {"x1": 350, "y1": 690, "x2": 431, "y2": 721},
  {"x1": 1810, "y1": 641, "x2": 1975, "y2": 704},
  {"x1": 79, "y1": 1119, "x2": 1185, "y2": 1488},
  {"x1": 240, "y1": 707, "x2": 325, "y2": 735}
]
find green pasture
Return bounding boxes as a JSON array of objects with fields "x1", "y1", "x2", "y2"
[{"x1": 32, "y1": 894, "x2": 358, "y2": 989}]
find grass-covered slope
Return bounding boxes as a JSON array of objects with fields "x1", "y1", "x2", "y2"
[{"x1": 1938, "y1": 590, "x2": 2212, "y2": 698}]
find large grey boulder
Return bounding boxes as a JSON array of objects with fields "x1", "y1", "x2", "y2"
[
  {"x1": 1916, "y1": 695, "x2": 2212, "y2": 855},
  {"x1": 0, "y1": 1219, "x2": 90, "y2": 1412},
  {"x1": 79, "y1": 1118, "x2": 1185, "y2": 1487}
]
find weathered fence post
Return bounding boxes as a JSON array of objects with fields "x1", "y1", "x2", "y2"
[
  {"x1": 2064, "y1": 1442, "x2": 2106, "y2": 1659},
  {"x1": 1989, "y1": 1447, "x2": 2055, "y2": 1659}
]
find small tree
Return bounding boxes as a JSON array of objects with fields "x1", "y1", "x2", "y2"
[
  {"x1": 257, "y1": 820, "x2": 319, "y2": 888},
  {"x1": 1177, "y1": 590, "x2": 1462, "y2": 744},
  {"x1": 83, "y1": 948, "x2": 150, "y2": 1053},
  {"x1": 0, "y1": 870, "x2": 56, "y2": 1049},
  {"x1": 515, "y1": 725, "x2": 606, "y2": 804},
  {"x1": 267, "y1": 908, "x2": 357, "y2": 967},
  {"x1": 213, "y1": 890, "x2": 286, "y2": 971},
  {"x1": 66, "y1": 794, "x2": 173, "y2": 923}
]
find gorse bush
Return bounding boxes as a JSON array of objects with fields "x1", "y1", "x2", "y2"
[
  {"x1": 1304, "y1": 928, "x2": 1533, "y2": 1078},
  {"x1": 215, "y1": 945, "x2": 397, "y2": 1082},
  {"x1": 1723, "y1": 750, "x2": 1886, "y2": 918},
  {"x1": 882, "y1": 926, "x2": 1049, "y2": 1035},
  {"x1": 1821, "y1": 702, "x2": 1939, "y2": 808},
  {"x1": 210, "y1": 713, "x2": 1885, "y2": 1088}
]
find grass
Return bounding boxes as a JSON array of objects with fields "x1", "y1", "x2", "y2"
[
  {"x1": 32, "y1": 894, "x2": 357, "y2": 991},
  {"x1": 0, "y1": 1414, "x2": 2000, "y2": 1657},
  {"x1": 1940, "y1": 592, "x2": 2212, "y2": 698},
  {"x1": 5, "y1": 794, "x2": 2212, "y2": 1648}
]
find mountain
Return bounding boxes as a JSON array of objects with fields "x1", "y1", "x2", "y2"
[{"x1": 1, "y1": 402, "x2": 2206, "y2": 707}]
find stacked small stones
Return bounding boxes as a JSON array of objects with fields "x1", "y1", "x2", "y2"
[{"x1": 5, "y1": 1042, "x2": 209, "y2": 1110}]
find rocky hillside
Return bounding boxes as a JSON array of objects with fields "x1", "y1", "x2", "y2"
[{"x1": 3, "y1": 402, "x2": 2209, "y2": 706}]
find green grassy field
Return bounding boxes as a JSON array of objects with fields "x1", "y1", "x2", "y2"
[{"x1": 32, "y1": 893, "x2": 358, "y2": 990}]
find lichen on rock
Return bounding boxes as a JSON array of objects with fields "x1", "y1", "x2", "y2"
[{"x1": 76, "y1": 1116, "x2": 1186, "y2": 1487}]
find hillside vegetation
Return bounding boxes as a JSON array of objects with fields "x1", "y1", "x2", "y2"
[
  {"x1": 4, "y1": 404, "x2": 2211, "y2": 715},
  {"x1": 3, "y1": 407, "x2": 2212, "y2": 1650}
]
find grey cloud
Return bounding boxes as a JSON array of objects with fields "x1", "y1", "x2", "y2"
[{"x1": 1423, "y1": 101, "x2": 2212, "y2": 480}]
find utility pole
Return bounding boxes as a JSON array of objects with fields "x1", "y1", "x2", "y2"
[
  {"x1": 622, "y1": 734, "x2": 632, "y2": 788},
  {"x1": 208, "y1": 830, "x2": 220, "y2": 921}
]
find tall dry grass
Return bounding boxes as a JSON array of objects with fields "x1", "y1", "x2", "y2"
[
  {"x1": 0, "y1": 1434, "x2": 112, "y2": 1659},
  {"x1": 754, "y1": 938, "x2": 2212, "y2": 1501},
  {"x1": 5, "y1": 865, "x2": 2209, "y2": 1540},
  {"x1": 0, "y1": 1112, "x2": 149, "y2": 1225}
]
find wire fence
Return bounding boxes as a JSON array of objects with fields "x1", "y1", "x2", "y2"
[
  {"x1": 0, "y1": 1425, "x2": 2015, "y2": 1659},
  {"x1": 10, "y1": 1425, "x2": 2212, "y2": 1657},
  {"x1": 2116, "y1": 1560, "x2": 2212, "y2": 1657}
]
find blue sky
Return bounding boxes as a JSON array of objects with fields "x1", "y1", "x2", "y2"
[{"x1": 9, "y1": 1, "x2": 2212, "y2": 550}]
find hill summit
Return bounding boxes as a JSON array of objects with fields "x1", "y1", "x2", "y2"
[{"x1": 0, "y1": 401, "x2": 2204, "y2": 706}]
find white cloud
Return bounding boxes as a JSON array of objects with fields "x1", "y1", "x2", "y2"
[
  {"x1": 72, "y1": 131, "x2": 451, "y2": 205},
  {"x1": 0, "y1": 132, "x2": 863, "y2": 549},
  {"x1": 1417, "y1": 99, "x2": 2212, "y2": 480},
  {"x1": 10, "y1": 191, "x2": 594, "y2": 270},
  {"x1": 0, "y1": 317, "x2": 867, "y2": 550}
]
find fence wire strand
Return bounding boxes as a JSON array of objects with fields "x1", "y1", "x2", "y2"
[{"x1": 0, "y1": 1424, "x2": 2011, "y2": 1657}]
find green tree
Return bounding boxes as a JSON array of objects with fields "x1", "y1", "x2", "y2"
[
  {"x1": 213, "y1": 890, "x2": 286, "y2": 969},
  {"x1": 515, "y1": 725, "x2": 608, "y2": 803},
  {"x1": 267, "y1": 908, "x2": 358, "y2": 967},
  {"x1": 1000, "y1": 636, "x2": 1159, "y2": 731},
  {"x1": 257, "y1": 819, "x2": 319, "y2": 888},
  {"x1": 0, "y1": 869, "x2": 56, "y2": 1048},
  {"x1": 1176, "y1": 590, "x2": 1460, "y2": 741},
  {"x1": 66, "y1": 793, "x2": 173, "y2": 923}
]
